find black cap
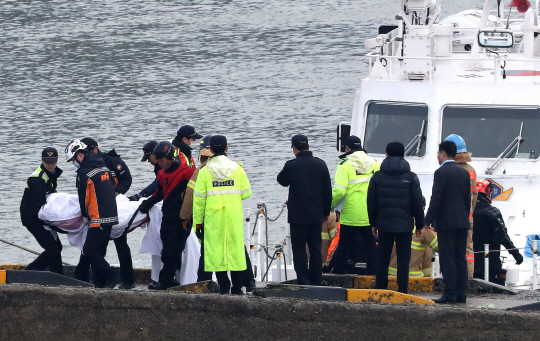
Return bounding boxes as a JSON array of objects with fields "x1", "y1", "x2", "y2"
[
  {"x1": 81, "y1": 137, "x2": 98, "y2": 150},
  {"x1": 291, "y1": 134, "x2": 309, "y2": 150},
  {"x1": 210, "y1": 135, "x2": 227, "y2": 155},
  {"x1": 176, "y1": 125, "x2": 203, "y2": 140},
  {"x1": 344, "y1": 135, "x2": 363, "y2": 151},
  {"x1": 42, "y1": 147, "x2": 58, "y2": 163},
  {"x1": 141, "y1": 140, "x2": 158, "y2": 161}
]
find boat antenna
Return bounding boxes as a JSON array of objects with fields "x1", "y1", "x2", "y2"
[
  {"x1": 497, "y1": 0, "x2": 501, "y2": 18},
  {"x1": 506, "y1": 6, "x2": 512, "y2": 28}
]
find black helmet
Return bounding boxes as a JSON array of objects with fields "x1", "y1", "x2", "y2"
[
  {"x1": 199, "y1": 135, "x2": 213, "y2": 150},
  {"x1": 153, "y1": 141, "x2": 175, "y2": 160}
]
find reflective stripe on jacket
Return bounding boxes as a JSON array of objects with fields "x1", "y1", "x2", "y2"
[
  {"x1": 193, "y1": 155, "x2": 251, "y2": 272},
  {"x1": 388, "y1": 227, "x2": 438, "y2": 277},
  {"x1": 331, "y1": 151, "x2": 379, "y2": 226}
]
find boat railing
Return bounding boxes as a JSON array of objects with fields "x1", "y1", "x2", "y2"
[{"x1": 364, "y1": 50, "x2": 540, "y2": 82}]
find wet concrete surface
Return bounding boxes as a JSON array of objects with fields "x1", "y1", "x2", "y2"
[
  {"x1": 1, "y1": 283, "x2": 540, "y2": 341},
  {"x1": 416, "y1": 290, "x2": 540, "y2": 310}
]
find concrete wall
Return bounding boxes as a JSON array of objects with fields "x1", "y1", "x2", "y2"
[{"x1": 0, "y1": 285, "x2": 538, "y2": 341}]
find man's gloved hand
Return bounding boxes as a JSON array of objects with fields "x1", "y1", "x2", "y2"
[
  {"x1": 138, "y1": 200, "x2": 153, "y2": 214},
  {"x1": 322, "y1": 264, "x2": 331, "y2": 273},
  {"x1": 128, "y1": 193, "x2": 141, "y2": 201},
  {"x1": 511, "y1": 250, "x2": 524, "y2": 265},
  {"x1": 195, "y1": 225, "x2": 203, "y2": 240}
]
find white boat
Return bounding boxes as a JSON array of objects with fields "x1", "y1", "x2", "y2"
[{"x1": 255, "y1": 0, "x2": 540, "y2": 289}]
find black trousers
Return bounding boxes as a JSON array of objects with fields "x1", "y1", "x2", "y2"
[
  {"x1": 290, "y1": 223, "x2": 322, "y2": 285},
  {"x1": 159, "y1": 221, "x2": 190, "y2": 284},
  {"x1": 375, "y1": 230, "x2": 412, "y2": 294},
  {"x1": 74, "y1": 226, "x2": 112, "y2": 286},
  {"x1": 215, "y1": 271, "x2": 245, "y2": 294},
  {"x1": 438, "y1": 229, "x2": 468, "y2": 294},
  {"x1": 24, "y1": 220, "x2": 63, "y2": 275},
  {"x1": 73, "y1": 233, "x2": 135, "y2": 285},
  {"x1": 332, "y1": 225, "x2": 378, "y2": 275},
  {"x1": 197, "y1": 227, "x2": 255, "y2": 285},
  {"x1": 113, "y1": 234, "x2": 134, "y2": 284}
]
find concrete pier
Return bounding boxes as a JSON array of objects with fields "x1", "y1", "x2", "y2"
[{"x1": 0, "y1": 284, "x2": 538, "y2": 340}]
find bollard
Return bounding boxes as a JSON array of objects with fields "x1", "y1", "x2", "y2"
[
  {"x1": 275, "y1": 244, "x2": 282, "y2": 283},
  {"x1": 484, "y1": 244, "x2": 490, "y2": 281},
  {"x1": 430, "y1": 254, "x2": 436, "y2": 278},
  {"x1": 533, "y1": 240, "x2": 538, "y2": 290}
]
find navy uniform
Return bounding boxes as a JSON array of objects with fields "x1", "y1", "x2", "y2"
[{"x1": 20, "y1": 147, "x2": 64, "y2": 274}]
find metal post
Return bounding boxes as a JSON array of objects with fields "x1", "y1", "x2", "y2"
[
  {"x1": 257, "y1": 205, "x2": 265, "y2": 283},
  {"x1": 246, "y1": 208, "x2": 255, "y2": 275},
  {"x1": 276, "y1": 244, "x2": 282, "y2": 283},
  {"x1": 484, "y1": 244, "x2": 490, "y2": 281},
  {"x1": 284, "y1": 195, "x2": 292, "y2": 265},
  {"x1": 533, "y1": 240, "x2": 538, "y2": 290},
  {"x1": 430, "y1": 253, "x2": 436, "y2": 278}
]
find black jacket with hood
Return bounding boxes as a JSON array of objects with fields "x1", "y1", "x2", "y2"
[
  {"x1": 98, "y1": 149, "x2": 132, "y2": 195},
  {"x1": 367, "y1": 156, "x2": 424, "y2": 233}
]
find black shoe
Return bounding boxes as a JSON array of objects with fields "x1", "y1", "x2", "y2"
[
  {"x1": 148, "y1": 280, "x2": 180, "y2": 291},
  {"x1": 148, "y1": 281, "x2": 158, "y2": 289},
  {"x1": 119, "y1": 282, "x2": 135, "y2": 290},
  {"x1": 245, "y1": 279, "x2": 256, "y2": 293},
  {"x1": 456, "y1": 292, "x2": 467, "y2": 303},
  {"x1": 103, "y1": 267, "x2": 120, "y2": 289},
  {"x1": 433, "y1": 292, "x2": 457, "y2": 304},
  {"x1": 231, "y1": 288, "x2": 245, "y2": 295}
]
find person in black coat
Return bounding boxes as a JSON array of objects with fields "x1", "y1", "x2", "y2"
[
  {"x1": 20, "y1": 147, "x2": 64, "y2": 275},
  {"x1": 472, "y1": 179, "x2": 523, "y2": 284},
  {"x1": 424, "y1": 140, "x2": 471, "y2": 303},
  {"x1": 367, "y1": 142, "x2": 424, "y2": 294},
  {"x1": 277, "y1": 134, "x2": 332, "y2": 285}
]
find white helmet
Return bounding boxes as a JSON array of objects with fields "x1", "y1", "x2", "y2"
[{"x1": 65, "y1": 139, "x2": 87, "y2": 162}]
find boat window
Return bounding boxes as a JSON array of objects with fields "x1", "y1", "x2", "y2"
[
  {"x1": 442, "y1": 106, "x2": 540, "y2": 159},
  {"x1": 364, "y1": 102, "x2": 428, "y2": 156}
]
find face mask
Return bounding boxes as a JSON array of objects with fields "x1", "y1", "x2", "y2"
[{"x1": 72, "y1": 161, "x2": 81, "y2": 170}]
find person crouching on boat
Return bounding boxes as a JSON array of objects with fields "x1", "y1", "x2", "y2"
[
  {"x1": 66, "y1": 139, "x2": 119, "y2": 288},
  {"x1": 330, "y1": 136, "x2": 379, "y2": 275},
  {"x1": 193, "y1": 135, "x2": 252, "y2": 295},
  {"x1": 472, "y1": 179, "x2": 523, "y2": 285},
  {"x1": 138, "y1": 141, "x2": 194, "y2": 290},
  {"x1": 20, "y1": 147, "x2": 64, "y2": 275}
]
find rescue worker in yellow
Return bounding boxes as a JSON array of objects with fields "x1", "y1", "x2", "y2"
[
  {"x1": 388, "y1": 197, "x2": 438, "y2": 278},
  {"x1": 193, "y1": 135, "x2": 252, "y2": 295},
  {"x1": 445, "y1": 134, "x2": 477, "y2": 278},
  {"x1": 331, "y1": 136, "x2": 380, "y2": 274},
  {"x1": 389, "y1": 227, "x2": 438, "y2": 277}
]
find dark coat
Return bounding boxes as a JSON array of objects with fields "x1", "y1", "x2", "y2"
[
  {"x1": 277, "y1": 151, "x2": 332, "y2": 225},
  {"x1": 367, "y1": 156, "x2": 424, "y2": 233},
  {"x1": 424, "y1": 161, "x2": 471, "y2": 232},
  {"x1": 139, "y1": 164, "x2": 162, "y2": 198},
  {"x1": 76, "y1": 151, "x2": 118, "y2": 228},
  {"x1": 20, "y1": 164, "x2": 63, "y2": 227},
  {"x1": 472, "y1": 198, "x2": 518, "y2": 276},
  {"x1": 99, "y1": 150, "x2": 132, "y2": 195}
]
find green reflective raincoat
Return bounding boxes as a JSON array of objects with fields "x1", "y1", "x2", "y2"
[
  {"x1": 193, "y1": 155, "x2": 252, "y2": 272},
  {"x1": 331, "y1": 151, "x2": 379, "y2": 226}
]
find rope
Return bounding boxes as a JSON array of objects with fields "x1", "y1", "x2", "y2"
[
  {"x1": 0, "y1": 238, "x2": 72, "y2": 266},
  {"x1": 472, "y1": 246, "x2": 535, "y2": 254}
]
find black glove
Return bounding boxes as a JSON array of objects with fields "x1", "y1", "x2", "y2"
[
  {"x1": 128, "y1": 193, "x2": 141, "y2": 201},
  {"x1": 138, "y1": 199, "x2": 153, "y2": 214},
  {"x1": 322, "y1": 264, "x2": 331, "y2": 274},
  {"x1": 511, "y1": 250, "x2": 524, "y2": 265},
  {"x1": 195, "y1": 224, "x2": 203, "y2": 240}
]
